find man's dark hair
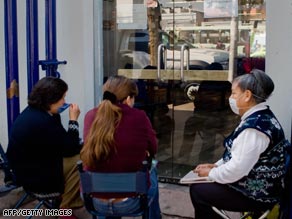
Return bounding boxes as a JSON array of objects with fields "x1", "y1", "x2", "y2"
[{"x1": 28, "y1": 77, "x2": 68, "y2": 111}]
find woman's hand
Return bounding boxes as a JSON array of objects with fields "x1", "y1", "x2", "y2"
[
  {"x1": 69, "y1": 103, "x2": 80, "y2": 121},
  {"x1": 193, "y1": 163, "x2": 217, "y2": 177}
]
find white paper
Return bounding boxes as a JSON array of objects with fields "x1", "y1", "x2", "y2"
[{"x1": 179, "y1": 170, "x2": 214, "y2": 184}]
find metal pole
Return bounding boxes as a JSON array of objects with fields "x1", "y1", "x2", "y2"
[
  {"x1": 93, "y1": 0, "x2": 104, "y2": 105},
  {"x1": 45, "y1": 0, "x2": 57, "y2": 77},
  {"x1": 4, "y1": 0, "x2": 20, "y2": 135},
  {"x1": 228, "y1": 0, "x2": 239, "y2": 82},
  {"x1": 26, "y1": 0, "x2": 39, "y2": 93}
]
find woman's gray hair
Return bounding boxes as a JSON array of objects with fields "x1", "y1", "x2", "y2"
[{"x1": 233, "y1": 69, "x2": 274, "y2": 103}]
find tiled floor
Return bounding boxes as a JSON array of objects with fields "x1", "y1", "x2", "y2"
[
  {"x1": 0, "y1": 178, "x2": 194, "y2": 219},
  {"x1": 0, "y1": 180, "x2": 243, "y2": 219}
]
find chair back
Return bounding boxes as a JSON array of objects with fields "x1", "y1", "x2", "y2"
[
  {"x1": 77, "y1": 160, "x2": 150, "y2": 218},
  {"x1": 79, "y1": 171, "x2": 148, "y2": 194}
]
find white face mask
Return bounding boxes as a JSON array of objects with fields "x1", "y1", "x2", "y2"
[{"x1": 229, "y1": 97, "x2": 239, "y2": 115}]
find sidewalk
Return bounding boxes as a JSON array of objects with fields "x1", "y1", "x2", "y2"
[
  {"x1": 0, "y1": 171, "x2": 240, "y2": 219},
  {"x1": 0, "y1": 169, "x2": 194, "y2": 219}
]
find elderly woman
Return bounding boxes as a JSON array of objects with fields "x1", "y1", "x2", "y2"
[{"x1": 189, "y1": 69, "x2": 290, "y2": 218}]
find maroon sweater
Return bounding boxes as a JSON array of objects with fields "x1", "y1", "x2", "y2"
[{"x1": 83, "y1": 104, "x2": 157, "y2": 174}]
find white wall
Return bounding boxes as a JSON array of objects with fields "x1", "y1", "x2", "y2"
[
  {"x1": 266, "y1": 0, "x2": 292, "y2": 141},
  {"x1": 0, "y1": 0, "x2": 95, "y2": 150},
  {"x1": 56, "y1": 0, "x2": 95, "y2": 139}
]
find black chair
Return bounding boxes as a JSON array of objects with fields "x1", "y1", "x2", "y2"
[
  {"x1": 13, "y1": 191, "x2": 61, "y2": 219},
  {"x1": 0, "y1": 143, "x2": 18, "y2": 196},
  {"x1": 1, "y1": 143, "x2": 61, "y2": 219},
  {"x1": 212, "y1": 206, "x2": 272, "y2": 219},
  {"x1": 77, "y1": 160, "x2": 150, "y2": 219}
]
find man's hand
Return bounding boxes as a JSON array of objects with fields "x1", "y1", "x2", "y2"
[{"x1": 69, "y1": 103, "x2": 80, "y2": 121}]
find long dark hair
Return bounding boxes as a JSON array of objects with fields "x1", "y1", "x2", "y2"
[
  {"x1": 28, "y1": 77, "x2": 68, "y2": 111},
  {"x1": 81, "y1": 75, "x2": 138, "y2": 167}
]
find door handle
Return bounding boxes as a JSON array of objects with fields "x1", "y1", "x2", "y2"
[
  {"x1": 180, "y1": 44, "x2": 190, "y2": 82},
  {"x1": 157, "y1": 44, "x2": 167, "y2": 81}
]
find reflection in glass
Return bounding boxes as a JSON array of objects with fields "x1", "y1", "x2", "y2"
[{"x1": 101, "y1": 0, "x2": 266, "y2": 182}]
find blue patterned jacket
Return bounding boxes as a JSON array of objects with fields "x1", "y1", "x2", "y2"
[{"x1": 223, "y1": 107, "x2": 289, "y2": 203}]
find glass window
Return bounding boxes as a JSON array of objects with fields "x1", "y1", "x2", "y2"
[{"x1": 100, "y1": 0, "x2": 266, "y2": 181}]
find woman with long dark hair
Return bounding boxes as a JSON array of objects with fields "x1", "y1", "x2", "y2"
[{"x1": 82, "y1": 75, "x2": 161, "y2": 219}]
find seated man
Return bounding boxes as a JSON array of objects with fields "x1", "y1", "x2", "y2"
[{"x1": 6, "y1": 77, "x2": 90, "y2": 219}]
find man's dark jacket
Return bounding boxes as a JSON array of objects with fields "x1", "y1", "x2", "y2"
[{"x1": 7, "y1": 106, "x2": 81, "y2": 193}]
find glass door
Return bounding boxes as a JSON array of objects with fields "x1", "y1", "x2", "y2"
[{"x1": 101, "y1": 0, "x2": 266, "y2": 183}]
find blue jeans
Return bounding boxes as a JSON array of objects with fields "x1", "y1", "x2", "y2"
[{"x1": 94, "y1": 162, "x2": 161, "y2": 219}]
